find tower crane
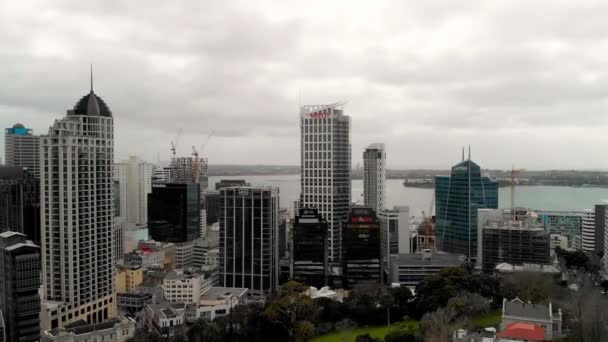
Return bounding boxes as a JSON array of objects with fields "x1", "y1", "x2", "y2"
[
  {"x1": 508, "y1": 166, "x2": 526, "y2": 220},
  {"x1": 170, "y1": 128, "x2": 183, "y2": 158}
]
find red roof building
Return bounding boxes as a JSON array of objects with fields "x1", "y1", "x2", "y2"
[{"x1": 496, "y1": 322, "x2": 546, "y2": 341}]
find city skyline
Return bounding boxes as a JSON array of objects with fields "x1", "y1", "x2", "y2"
[{"x1": 3, "y1": 1, "x2": 608, "y2": 169}]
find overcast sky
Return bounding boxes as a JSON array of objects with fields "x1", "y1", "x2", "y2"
[{"x1": 2, "y1": 1, "x2": 608, "y2": 170}]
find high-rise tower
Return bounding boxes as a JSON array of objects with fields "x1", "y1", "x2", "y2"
[
  {"x1": 4, "y1": 123, "x2": 40, "y2": 177},
  {"x1": 300, "y1": 103, "x2": 351, "y2": 263},
  {"x1": 363, "y1": 143, "x2": 386, "y2": 213},
  {"x1": 114, "y1": 156, "x2": 154, "y2": 225},
  {"x1": 0, "y1": 231, "x2": 41, "y2": 342},
  {"x1": 435, "y1": 149, "x2": 498, "y2": 260},
  {"x1": 40, "y1": 76, "x2": 116, "y2": 329},
  {"x1": 219, "y1": 186, "x2": 279, "y2": 298}
]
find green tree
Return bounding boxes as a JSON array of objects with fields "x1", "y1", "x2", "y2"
[
  {"x1": 295, "y1": 320, "x2": 316, "y2": 341},
  {"x1": 186, "y1": 319, "x2": 222, "y2": 342},
  {"x1": 390, "y1": 286, "x2": 413, "y2": 319},
  {"x1": 265, "y1": 282, "x2": 316, "y2": 339}
]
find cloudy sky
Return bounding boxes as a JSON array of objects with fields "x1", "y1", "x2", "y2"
[{"x1": 2, "y1": 1, "x2": 608, "y2": 170}]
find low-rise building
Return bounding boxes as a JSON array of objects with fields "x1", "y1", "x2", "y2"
[
  {"x1": 42, "y1": 317, "x2": 135, "y2": 342},
  {"x1": 145, "y1": 303, "x2": 186, "y2": 338},
  {"x1": 390, "y1": 250, "x2": 465, "y2": 287},
  {"x1": 117, "y1": 293, "x2": 154, "y2": 315},
  {"x1": 116, "y1": 265, "x2": 144, "y2": 293},
  {"x1": 501, "y1": 298, "x2": 562, "y2": 341},
  {"x1": 549, "y1": 234, "x2": 568, "y2": 254},
  {"x1": 124, "y1": 240, "x2": 176, "y2": 270},
  {"x1": 162, "y1": 269, "x2": 212, "y2": 303},
  {"x1": 496, "y1": 322, "x2": 545, "y2": 341},
  {"x1": 185, "y1": 287, "x2": 248, "y2": 323},
  {"x1": 175, "y1": 241, "x2": 194, "y2": 269}
]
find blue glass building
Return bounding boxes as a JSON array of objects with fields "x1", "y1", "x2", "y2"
[{"x1": 435, "y1": 158, "x2": 498, "y2": 259}]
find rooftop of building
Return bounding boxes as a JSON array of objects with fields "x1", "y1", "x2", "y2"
[
  {"x1": 200, "y1": 287, "x2": 248, "y2": 301},
  {"x1": 117, "y1": 292, "x2": 153, "y2": 299},
  {"x1": 165, "y1": 269, "x2": 204, "y2": 280},
  {"x1": 365, "y1": 142, "x2": 385, "y2": 151},
  {"x1": 495, "y1": 262, "x2": 560, "y2": 274},
  {"x1": 392, "y1": 250, "x2": 466, "y2": 266},
  {"x1": 0, "y1": 166, "x2": 28, "y2": 179},
  {"x1": 0, "y1": 231, "x2": 38, "y2": 250},
  {"x1": 496, "y1": 322, "x2": 545, "y2": 341},
  {"x1": 503, "y1": 298, "x2": 555, "y2": 321},
  {"x1": 46, "y1": 317, "x2": 133, "y2": 337},
  {"x1": 5, "y1": 123, "x2": 32, "y2": 135},
  {"x1": 147, "y1": 302, "x2": 186, "y2": 319}
]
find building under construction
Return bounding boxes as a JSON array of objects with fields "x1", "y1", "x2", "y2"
[{"x1": 478, "y1": 209, "x2": 551, "y2": 274}]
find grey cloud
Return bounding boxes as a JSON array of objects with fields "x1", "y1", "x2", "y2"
[{"x1": 2, "y1": 0, "x2": 608, "y2": 169}]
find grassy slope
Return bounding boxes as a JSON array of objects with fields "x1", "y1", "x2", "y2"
[{"x1": 311, "y1": 321, "x2": 419, "y2": 342}]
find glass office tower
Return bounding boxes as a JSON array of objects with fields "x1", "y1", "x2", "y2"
[
  {"x1": 435, "y1": 156, "x2": 498, "y2": 260},
  {"x1": 148, "y1": 183, "x2": 200, "y2": 243}
]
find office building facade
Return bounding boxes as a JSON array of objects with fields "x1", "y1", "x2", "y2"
[
  {"x1": 363, "y1": 143, "x2": 386, "y2": 213},
  {"x1": 40, "y1": 84, "x2": 116, "y2": 329},
  {"x1": 378, "y1": 206, "x2": 410, "y2": 282},
  {"x1": 595, "y1": 204, "x2": 607, "y2": 254},
  {"x1": 581, "y1": 210, "x2": 595, "y2": 253},
  {"x1": 4, "y1": 123, "x2": 40, "y2": 177},
  {"x1": 538, "y1": 211, "x2": 585, "y2": 250},
  {"x1": 0, "y1": 166, "x2": 41, "y2": 245},
  {"x1": 292, "y1": 208, "x2": 328, "y2": 288},
  {"x1": 435, "y1": 155, "x2": 498, "y2": 259},
  {"x1": 342, "y1": 207, "x2": 381, "y2": 288},
  {"x1": 0, "y1": 231, "x2": 41, "y2": 342},
  {"x1": 148, "y1": 183, "x2": 200, "y2": 243},
  {"x1": 300, "y1": 103, "x2": 351, "y2": 263},
  {"x1": 219, "y1": 186, "x2": 279, "y2": 298},
  {"x1": 114, "y1": 156, "x2": 153, "y2": 225}
]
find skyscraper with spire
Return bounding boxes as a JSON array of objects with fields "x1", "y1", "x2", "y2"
[
  {"x1": 435, "y1": 148, "x2": 498, "y2": 260},
  {"x1": 40, "y1": 71, "x2": 116, "y2": 329}
]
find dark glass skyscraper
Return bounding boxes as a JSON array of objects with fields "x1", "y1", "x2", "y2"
[
  {"x1": 0, "y1": 166, "x2": 40, "y2": 245},
  {"x1": 342, "y1": 207, "x2": 381, "y2": 289},
  {"x1": 0, "y1": 231, "x2": 41, "y2": 342},
  {"x1": 435, "y1": 155, "x2": 498, "y2": 259},
  {"x1": 219, "y1": 186, "x2": 279, "y2": 298},
  {"x1": 292, "y1": 208, "x2": 328, "y2": 288},
  {"x1": 148, "y1": 183, "x2": 200, "y2": 243}
]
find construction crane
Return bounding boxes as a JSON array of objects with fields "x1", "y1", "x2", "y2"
[
  {"x1": 508, "y1": 165, "x2": 526, "y2": 220},
  {"x1": 191, "y1": 130, "x2": 214, "y2": 185},
  {"x1": 170, "y1": 128, "x2": 183, "y2": 158},
  {"x1": 419, "y1": 195, "x2": 436, "y2": 251}
]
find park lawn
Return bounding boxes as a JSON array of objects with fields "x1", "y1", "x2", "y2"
[
  {"x1": 471, "y1": 310, "x2": 502, "y2": 329},
  {"x1": 311, "y1": 321, "x2": 419, "y2": 342}
]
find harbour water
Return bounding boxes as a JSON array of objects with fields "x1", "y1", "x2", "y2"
[
  {"x1": 208, "y1": 174, "x2": 608, "y2": 217},
  {"x1": 127, "y1": 174, "x2": 608, "y2": 251}
]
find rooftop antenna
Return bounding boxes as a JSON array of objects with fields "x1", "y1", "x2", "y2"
[
  {"x1": 90, "y1": 64, "x2": 94, "y2": 92},
  {"x1": 468, "y1": 145, "x2": 471, "y2": 161},
  {"x1": 462, "y1": 147, "x2": 465, "y2": 162}
]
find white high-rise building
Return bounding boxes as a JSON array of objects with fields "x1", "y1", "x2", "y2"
[
  {"x1": 40, "y1": 82, "x2": 116, "y2": 329},
  {"x1": 363, "y1": 143, "x2": 386, "y2": 213},
  {"x1": 300, "y1": 103, "x2": 351, "y2": 263},
  {"x1": 114, "y1": 156, "x2": 153, "y2": 225},
  {"x1": 582, "y1": 209, "x2": 595, "y2": 253}
]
